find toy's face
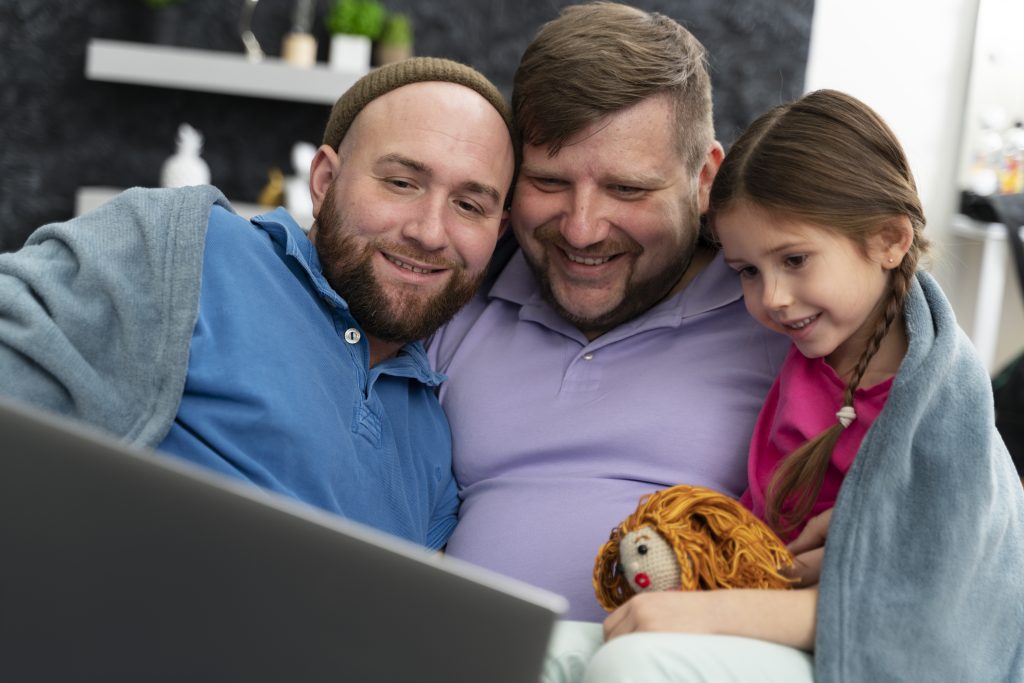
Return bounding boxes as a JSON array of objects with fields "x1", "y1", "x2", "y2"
[{"x1": 618, "y1": 526, "x2": 681, "y2": 594}]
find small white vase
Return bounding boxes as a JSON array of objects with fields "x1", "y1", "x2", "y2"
[{"x1": 329, "y1": 34, "x2": 371, "y2": 72}]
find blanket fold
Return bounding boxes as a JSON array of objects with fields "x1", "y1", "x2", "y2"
[
  {"x1": 0, "y1": 185, "x2": 227, "y2": 447},
  {"x1": 817, "y1": 271, "x2": 1024, "y2": 681}
]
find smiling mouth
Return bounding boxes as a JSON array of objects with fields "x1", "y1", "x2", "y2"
[
  {"x1": 564, "y1": 251, "x2": 615, "y2": 266},
  {"x1": 783, "y1": 314, "x2": 819, "y2": 330},
  {"x1": 383, "y1": 253, "x2": 443, "y2": 275}
]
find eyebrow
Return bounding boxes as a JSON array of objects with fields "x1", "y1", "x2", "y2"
[
  {"x1": 519, "y1": 163, "x2": 550, "y2": 177},
  {"x1": 377, "y1": 153, "x2": 502, "y2": 206},
  {"x1": 377, "y1": 153, "x2": 430, "y2": 175},
  {"x1": 462, "y1": 181, "x2": 502, "y2": 205},
  {"x1": 723, "y1": 240, "x2": 809, "y2": 265},
  {"x1": 520, "y1": 162, "x2": 665, "y2": 189}
]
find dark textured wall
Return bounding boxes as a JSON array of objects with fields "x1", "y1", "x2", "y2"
[{"x1": 0, "y1": 0, "x2": 813, "y2": 252}]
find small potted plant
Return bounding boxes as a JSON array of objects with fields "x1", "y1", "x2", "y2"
[
  {"x1": 374, "y1": 12, "x2": 413, "y2": 65},
  {"x1": 325, "y1": 0, "x2": 386, "y2": 72}
]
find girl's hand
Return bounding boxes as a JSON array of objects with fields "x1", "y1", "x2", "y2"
[
  {"x1": 603, "y1": 591, "x2": 712, "y2": 640},
  {"x1": 603, "y1": 587, "x2": 819, "y2": 651},
  {"x1": 783, "y1": 508, "x2": 833, "y2": 587}
]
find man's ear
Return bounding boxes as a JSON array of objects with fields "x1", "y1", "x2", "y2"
[
  {"x1": 696, "y1": 141, "x2": 725, "y2": 214},
  {"x1": 873, "y1": 215, "x2": 915, "y2": 269},
  {"x1": 309, "y1": 145, "x2": 341, "y2": 219},
  {"x1": 497, "y1": 208, "x2": 510, "y2": 239}
]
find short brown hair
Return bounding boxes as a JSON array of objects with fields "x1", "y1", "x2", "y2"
[{"x1": 512, "y1": 2, "x2": 714, "y2": 174}]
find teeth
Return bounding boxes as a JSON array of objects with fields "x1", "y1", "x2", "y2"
[
  {"x1": 566, "y1": 253, "x2": 612, "y2": 266},
  {"x1": 386, "y1": 254, "x2": 434, "y2": 274},
  {"x1": 786, "y1": 315, "x2": 817, "y2": 329}
]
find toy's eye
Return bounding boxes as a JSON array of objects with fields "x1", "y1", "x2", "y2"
[{"x1": 637, "y1": 544, "x2": 648, "y2": 555}]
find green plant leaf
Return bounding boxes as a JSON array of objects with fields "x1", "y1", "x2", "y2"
[{"x1": 325, "y1": 0, "x2": 387, "y2": 39}]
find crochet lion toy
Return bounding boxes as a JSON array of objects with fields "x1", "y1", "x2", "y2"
[{"x1": 593, "y1": 485, "x2": 796, "y2": 611}]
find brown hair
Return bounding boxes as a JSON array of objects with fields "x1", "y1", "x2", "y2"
[
  {"x1": 707, "y1": 89, "x2": 930, "y2": 536},
  {"x1": 593, "y1": 485, "x2": 794, "y2": 612},
  {"x1": 512, "y1": 1, "x2": 714, "y2": 175}
]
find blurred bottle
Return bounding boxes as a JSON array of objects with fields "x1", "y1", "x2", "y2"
[
  {"x1": 282, "y1": 0, "x2": 317, "y2": 68},
  {"x1": 968, "y1": 108, "x2": 1006, "y2": 196},
  {"x1": 999, "y1": 120, "x2": 1024, "y2": 195},
  {"x1": 285, "y1": 141, "x2": 317, "y2": 230}
]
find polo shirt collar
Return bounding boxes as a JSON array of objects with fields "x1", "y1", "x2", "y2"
[
  {"x1": 488, "y1": 249, "x2": 744, "y2": 343},
  {"x1": 252, "y1": 209, "x2": 349, "y2": 311}
]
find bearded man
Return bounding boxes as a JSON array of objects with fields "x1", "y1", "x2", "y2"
[
  {"x1": 427, "y1": 4, "x2": 789, "y2": 618},
  {"x1": 0, "y1": 58, "x2": 515, "y2": 549}
]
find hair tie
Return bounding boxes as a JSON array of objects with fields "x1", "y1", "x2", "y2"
[{"x1": 836, "y1": 405, "x2": 857, "y2": 428}]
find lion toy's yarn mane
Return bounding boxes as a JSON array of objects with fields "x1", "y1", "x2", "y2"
[{"x1": 593, "y1": 485, "x2": 795, "y2": 611}]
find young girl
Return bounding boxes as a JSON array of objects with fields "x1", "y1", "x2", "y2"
[{"x1": 541, "y1": 89, "x2": 1024, "y2": 683}]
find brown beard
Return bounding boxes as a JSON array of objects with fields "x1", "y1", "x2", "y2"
[
  {"x1": 313, "y1": 186, "x2": 485, "y2": 344},
  {"x1": 523, "y1": 198, "x2": 703, "y2": 336}
]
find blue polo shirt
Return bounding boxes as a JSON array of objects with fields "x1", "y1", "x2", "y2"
[{"x1": 158, "y1": 206, "x2": 458, "y2": 549}]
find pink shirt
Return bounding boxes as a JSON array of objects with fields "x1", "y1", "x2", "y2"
[{"x1": 741, "y1": 345, "x2": 893, "y2": 539}]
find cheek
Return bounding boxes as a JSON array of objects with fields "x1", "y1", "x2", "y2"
[
  {"x1": 511, "y1": 187, "x2": 558, "y2": 233},
  {"x1": 739, "y1": 281, "x2": 764, "y2": 315},
  {"x1": 629, "y1": 204, "x2": 691, "y2": 253},
  {"x1": 452, "y1": 226, "x2": 501, "y2": 273}
]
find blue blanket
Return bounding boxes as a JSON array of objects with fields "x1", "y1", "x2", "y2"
[
  {"x1": 0, "y1": 186, "x2": 227, "y2": 447},
  {"x1": 817, "y1": 271, "x2": 1024, "y2": 680}
]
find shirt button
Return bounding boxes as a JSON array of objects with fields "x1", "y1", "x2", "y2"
[
  {"x1": 582, "y1": 352, "x2": 594, "y2": 361},
  {"x1": 344, "y1": 328, "x2": 361, "y2": 344}
]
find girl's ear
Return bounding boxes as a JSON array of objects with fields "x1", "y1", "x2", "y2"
[{"x1": 872, "y1": 215, "x2": 915, "y2": 270}]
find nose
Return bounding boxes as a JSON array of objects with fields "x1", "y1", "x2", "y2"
[
  {"x1": 400, "y1": 194, "x2": 450, "y2": 253},
  {"x1": 561, "y1": 187, "x2": 610, "y2": 249},
  {"x1": 761, "y1": 274, "x2": 792, "y2": 311}
]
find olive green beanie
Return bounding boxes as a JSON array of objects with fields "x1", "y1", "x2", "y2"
[{"x1": 322, "y1": 57, "x2": 514, "y2": 150}]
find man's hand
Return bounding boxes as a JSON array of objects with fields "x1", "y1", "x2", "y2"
[{"x1": 783, "y1": 508, "x2": 832, "y2": 587}]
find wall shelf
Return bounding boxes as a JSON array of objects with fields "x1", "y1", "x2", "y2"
[{"x1": 85, "y1": 38, "x2": 364, "y2": 105}]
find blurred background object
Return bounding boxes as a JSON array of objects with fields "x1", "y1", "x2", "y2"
[
  {"x1": 160, "y1": 123, "x2": 211, "y2": 188},
  {"x1": 281, "y1": 0, "x2": 318, "y2": 67},
  {"x1": 285, "y1": 141, "x2": 317, "y2": 229},
  {"x1": 239, "y1": 0, "x2": 265, "y2": 61},
  {"x1": 375, "y1": 12, "x2": 412, "y2": 65},
  {"x1": 325, "y1": 0, "x2": 385, "y2": 72}
]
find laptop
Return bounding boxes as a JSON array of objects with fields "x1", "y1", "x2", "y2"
[{"x1": 0, "y1": 396, "x2": 566, "y2": 682}]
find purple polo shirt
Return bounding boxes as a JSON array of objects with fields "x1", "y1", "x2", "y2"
[{"x1": 428, "y1": 250, "x2": 789, "y2": 621}]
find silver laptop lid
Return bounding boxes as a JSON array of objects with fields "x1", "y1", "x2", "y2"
[{"x1": 0, "y1": 396, "x2": 566, "y2": 682}]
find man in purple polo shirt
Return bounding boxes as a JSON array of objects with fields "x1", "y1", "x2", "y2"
[{"x1": 428, "y1": 4, "x2": 789, "y2": 623}]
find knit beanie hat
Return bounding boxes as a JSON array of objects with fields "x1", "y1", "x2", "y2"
[{"x1": 322, "y1": 57, "x2": 514, "y2": 150}]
